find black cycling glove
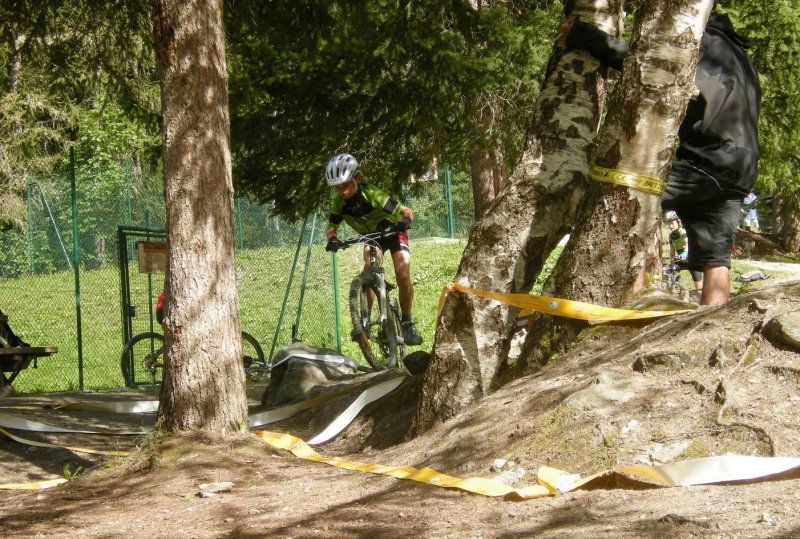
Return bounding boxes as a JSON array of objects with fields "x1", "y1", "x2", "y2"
[
  {"x1": 325, "y1": 238, "x2": 341, "y2": 252},
  {"x1": 392, "y1": 218, "x2": 412, "y2": 232}
]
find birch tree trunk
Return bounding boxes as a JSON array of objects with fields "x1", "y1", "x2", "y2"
[
  {"x1": 517, "y1": 0, "x2": 715, "y2": 373},
  {"x1": 411, "y1": 0, "x2": 623, "y2": 434},
  {"x1": 154, "y1": 0, "x2": 248, "y2": 433}
]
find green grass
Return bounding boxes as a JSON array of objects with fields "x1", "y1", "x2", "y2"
[
  {"x1": 4, "y1": 229, "x2": 795, "y2": 395},
  {"x1": 1, "y1": 238, "x2": 467, "y2": 393}
]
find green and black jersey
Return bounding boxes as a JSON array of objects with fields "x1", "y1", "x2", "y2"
[
  {"x1": 669, "y1": 228, "x2": 689, "y2": 255},
  {"x1": 328, "y1": 184, "x2": 403, "y2": 235}
]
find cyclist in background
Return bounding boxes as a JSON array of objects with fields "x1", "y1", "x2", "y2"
[
  {"x1": 666, "y1": 211, "x2": 703, "y2": 293},
  {"x1": 741, "y1": 191, "x2": 760, "y2": 231},
  {"x1": 156, "y1": 291, "x2": 165, "y2": 325},
  {"x1": 324, "y1": 153, "x2": 423, "y2": 346}
]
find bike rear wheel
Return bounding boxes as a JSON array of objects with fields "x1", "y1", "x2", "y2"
[
  {"x1": 241, "y1": 331, "x2": 268, "y2": 382},
  {"x1": 349, "y1": 271, "x2": 400, "y2": 370},
  {"x1": 121, "y1": 331, "x2": 266, "y2": 387},
  {"x1": 120, "y1": 332, "x2": 165, "y2": 388}
]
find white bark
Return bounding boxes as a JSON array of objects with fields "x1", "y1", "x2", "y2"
[{"x1": 413, "y1": 1, "x2": 624, "y2": 431}]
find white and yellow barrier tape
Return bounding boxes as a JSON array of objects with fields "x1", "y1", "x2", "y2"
[
  {"x1": 306, "y1": 376, "x2": 404, "y2": 445},
  {"x1": 0, "y1": 411, "x2": 142, "y2": 435},
  {"x1": 590, "y1": 164, "x2": 667, "y2": 196},
  {"x1": 0, "y1": 478, "x2": 67, "y2": 490},
  {"x1": 0, "y1": 374, "x2": 407, "y2": 489},
  {"x1": 257, "y1": 430, "x2": 800, "y2": 500},
  {"x1": 440, "y1": 282, "x2": 692, "y2": 321},
  {"x1": 254, "y1": 431, "x2": 553, "y2": 500},
  {"x1": 0, "y1": 428, "x2": 130, "y2": 458}
]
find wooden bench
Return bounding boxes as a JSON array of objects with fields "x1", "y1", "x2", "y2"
[{"x1": 0, "y1": 347, "x2": 58, "y2": 397}]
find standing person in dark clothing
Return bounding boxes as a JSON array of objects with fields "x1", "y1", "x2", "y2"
[{"x1": 561, "y1": 9, "x2": 761, "y2": 305}]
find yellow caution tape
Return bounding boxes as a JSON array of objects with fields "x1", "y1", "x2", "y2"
[
  {"x1": 443, "y1": 282, "x2": 691, "y2": 321},
  {"x1": 0, "y1": 427, "x2": 130, "y2": 457},
  {"x1": 254, "y1": 431, "x2": 552, "y2": 500},
  {"x1": 0, "y1": 478, "x2": 67, "y2": 490},
  {"x1": 590, "y1": 164, "x2": 667, "y2": 195},
  {"x1": 258, "y1": 430, "x2": 800, "y2": 500}
]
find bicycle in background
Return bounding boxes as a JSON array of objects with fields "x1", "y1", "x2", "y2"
[{"x1": 120, "y1": 330, "x2": 265, "y2": 387}]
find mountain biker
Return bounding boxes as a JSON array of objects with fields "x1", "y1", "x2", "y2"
[
  {"x1": 560, "y1": 9, "x2": 761, "y2": 306},
  {"x1": 156, "y1": 291, "x2": 165, "y2": 325},
  {"x1": 324, "y1": 153, "x2": 423, "y2": 346},
  {"x1": 666, "y1": 211, "x2": 703, "y2": 292}
]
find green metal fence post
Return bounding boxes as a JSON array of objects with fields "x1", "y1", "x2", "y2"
[
  {"x1": 235, "y1": 197, "x2": 244, "y2": 250},
  {"x1": 267, "y1": 214, "x2": 310, "y2": 362},
  {"x1": 26, "y1": 178, "x2": 34, "y2": 274},
  {"x1": 70, "y1": 147, "x2": 85, "y2": 391},
  {"x1": 293, "y1": 214, "x2": 317, "y2": 341},
  {"x1": 332, "y1": 250, "x2": 342, "y2": 353},
  {"x1": 444, "y1": 163, "x2": 456, "y2": 238}
]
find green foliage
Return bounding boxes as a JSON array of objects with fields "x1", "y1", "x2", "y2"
[
  {"x1": 719, "y1": 1, "x2": 800, "y2": 196},
  {"x1": 0, "y1": 0, "x2": 160, "y2": 230},
  {"x1": 62, "y1": 463, "x2": 84, "y2": 481},
  {"x1": 226, "y1": 1, "x2": 559, "y2": 220}
]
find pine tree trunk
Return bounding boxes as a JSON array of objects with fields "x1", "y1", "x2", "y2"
[
  {"x1": 772, "y1": 189, "x2": 800, "y2": 253},
  {"x1": 154, "y1": 0, "x2": 248, "y2": 433},
  {"x1": 468, "y1": 99, "x2": 508, "y2": 219},
  {"x1": 517, "y1": 0, "x2": 715, "y2": 373},
  {"x1": 411, "y1": 1, "x2": 623, "y2": 434}
]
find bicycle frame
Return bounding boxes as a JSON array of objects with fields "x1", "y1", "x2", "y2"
[
  {"x1": 336, "y1": 227, "x2": 406, "y2": 368},
  {"x1": 363, "y1": 242, "x2": 390, "y2": 333}
]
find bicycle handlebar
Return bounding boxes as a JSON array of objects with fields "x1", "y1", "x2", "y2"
[{"x1": 328, "y1": 219, "x2": 410, "y2": 252}]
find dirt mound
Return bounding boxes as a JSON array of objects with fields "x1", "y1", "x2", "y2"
[{"x1": 2, "y1": 282, "x2": 800, "y2": 537}]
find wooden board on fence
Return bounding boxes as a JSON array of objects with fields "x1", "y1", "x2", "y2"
[{"x1": 136, "y1": 241, "x2": 166, "y2": 274}]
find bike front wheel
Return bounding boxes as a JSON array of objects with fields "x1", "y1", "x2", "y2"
[
  {"x1": 120, "y1": 332, "x2": 165, "y2": 388},
  {"x1": 349, "y1": 271, "x2": 400, "y2": 370}
]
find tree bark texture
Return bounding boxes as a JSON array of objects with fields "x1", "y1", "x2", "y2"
[
  {"x1": 411, "y1": 1, "x2": 623, "y2": 435},
  {"x1": 154, "y1": 0, "x2": 248, "y2": 433},
  {"x1": 468, "y1": 98, "x2": 508, "y2": 219},
  {"x1": 517, "y1": 0, "x2": 715, "y2": 373},
  {"x1": 772, "y1": 188, "x2": 800, "y2": 253}
]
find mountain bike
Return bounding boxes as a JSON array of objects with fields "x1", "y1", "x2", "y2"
[
  {"x1": 329, "y1": 226, "x2": 408, "y2": 370},
  {"x1": 660, "y1": 257, "x2": 691, "y2": 301},
  {"x1": 120, "y1": 330, "x2": 266, "y2": 387}
]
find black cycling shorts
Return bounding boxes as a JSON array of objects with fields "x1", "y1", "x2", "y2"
[
  {"x1": 376, "y1": 230, "x2": 410, "y2": 255},
  {"x1": 675, "y1": 199, "x2": 741, "y2": 270}
]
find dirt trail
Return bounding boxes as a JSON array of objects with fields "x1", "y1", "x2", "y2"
[{"x1": 1, "y1": 282, "x2": 800, "y2": 538}]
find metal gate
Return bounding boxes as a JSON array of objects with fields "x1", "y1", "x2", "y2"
[{"x1": 117, "y1": 225, "x2": 166, "y2": 351}]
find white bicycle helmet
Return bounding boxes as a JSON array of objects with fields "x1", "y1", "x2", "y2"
[
  {"x1": 665, "y1": 210, "x2": 679, "y2": 222},
  {"x1": 325, "y1": 154, "x2": 360, "y2": 186}
]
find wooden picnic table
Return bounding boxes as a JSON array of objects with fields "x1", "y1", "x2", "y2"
[{"x1": 0, "y1": 346, "x2": 58, "y2": 397}]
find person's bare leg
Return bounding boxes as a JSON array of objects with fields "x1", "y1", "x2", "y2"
[
  {"x1": 391, "y1": 250, "x2": 413, "y2": 316},
  {"x1": 701, "y1": 266, "x2": 730, "y2": 305}
]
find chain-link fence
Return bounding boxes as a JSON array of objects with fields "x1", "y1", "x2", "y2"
[{"x1": 0, "y1": 161, "x2": 473, "y2": 394}]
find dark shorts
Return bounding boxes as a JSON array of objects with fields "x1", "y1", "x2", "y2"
[
  {"x1": 376, "y1": 231, "x2": 410, "y2": 255},
  {"x1": 672, "y1": 259, "x2": 704, "y2": 283},
  {"x1": 674, "y1": 199, "x2": 741, "y2": 270}
]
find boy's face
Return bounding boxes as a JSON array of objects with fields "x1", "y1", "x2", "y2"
[
  {"x1": 334, "y1": 172, "x2": 361, "y2": 200},
  {"x1": 668, "y1": 219, "x2": 680, "y2": 231}
]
